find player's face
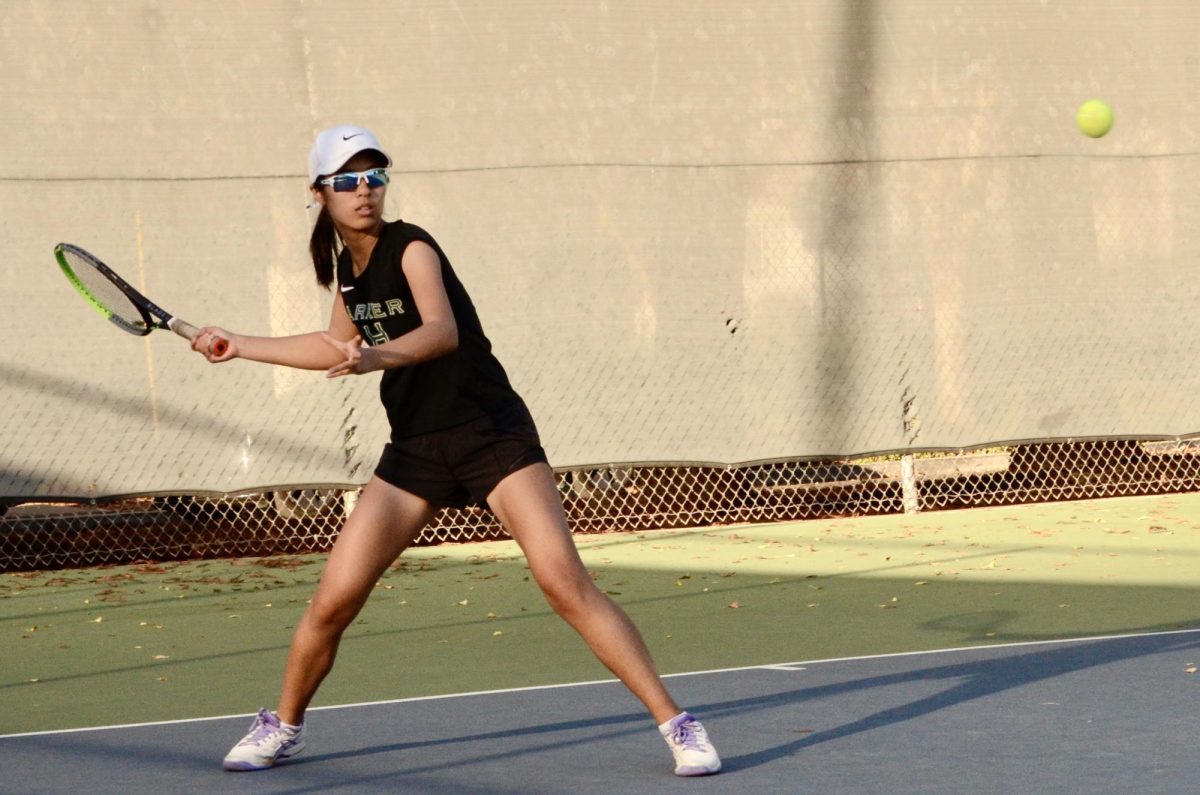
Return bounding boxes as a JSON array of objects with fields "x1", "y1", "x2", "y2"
[{"x1": 313, "y1": 151, "x2": 388, "y2": 234}]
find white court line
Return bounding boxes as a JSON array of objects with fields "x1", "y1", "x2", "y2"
[
  {"x1": 755, "y1": 626, "x2": 1200, "y2": 670},
  {"x1": 4, "y1": 626, "x2": 1198, "y2": 740}
]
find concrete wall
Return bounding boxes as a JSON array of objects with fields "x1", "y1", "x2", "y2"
[{"x1": 2, "y1": 1, "x2": 1197, "y2": 497}]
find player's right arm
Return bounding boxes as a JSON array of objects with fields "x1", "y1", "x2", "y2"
[{"x1": 191, "y1": 292, "x2": 359, "y2": 371}]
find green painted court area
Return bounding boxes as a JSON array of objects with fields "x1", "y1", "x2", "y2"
[{"x1": 4, "y1": 492, "x2": 1200, "y2": 736}]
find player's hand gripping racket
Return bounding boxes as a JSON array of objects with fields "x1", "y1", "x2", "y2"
[{"x1": 54, "y1": 243, "x2": 228, "y2": 356}]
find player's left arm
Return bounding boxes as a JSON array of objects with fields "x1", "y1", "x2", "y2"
[{"x1": 323, "y1": 241, "x2": 459, "y2": 377}]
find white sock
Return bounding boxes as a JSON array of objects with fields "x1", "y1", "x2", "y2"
[
  {"x1": 277, "y1": 714, "x2": 302, "y2": 732},
  {"x1": 658, "y1": 712, "x2": 688, "y2": 733}
]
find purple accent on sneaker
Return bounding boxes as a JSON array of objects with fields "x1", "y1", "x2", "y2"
[
  {"x1": 665, "y1": 712, "x2": 699, "y2": 745},
  {"x1": 256, "y1": 708, "x2": 281, "y2": 729},
  {"x1": 224, "y1": 759, "x2": 273, "y2": 772},
  {"x1": 663, "y1": 712, "x2": 721, "y2": 776}
]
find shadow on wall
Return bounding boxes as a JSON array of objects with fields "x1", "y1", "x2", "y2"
[
  {"x1": 0, "y1": 361, "x2": 356, "y2": 501},
  {"x1": 817, "y1": 0, "x2": 880, "y2": 449}
]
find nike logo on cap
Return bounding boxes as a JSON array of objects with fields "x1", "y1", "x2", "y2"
[
  {"x1": 340, "y1": 285, "x2": 354, "y2": 292},
  {"x1": 342, "y1": 133, "x2": 363, "y2": 141}
]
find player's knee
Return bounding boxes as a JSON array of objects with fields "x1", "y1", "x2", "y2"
[
  {"x1": 536, "y1": 566, "x2": 599, "y2": 618},
  {"x1": 304, "y1": 590, "x2": 361, "y2": 634}
]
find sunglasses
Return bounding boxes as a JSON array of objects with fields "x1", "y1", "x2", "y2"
[{"x1": 317, "y1": 167, "x2": 390, "y2": 192}]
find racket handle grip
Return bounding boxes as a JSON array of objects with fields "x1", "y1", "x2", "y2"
[{"x1": 169, "y1": 318, "x2": 228, "y2": 357}]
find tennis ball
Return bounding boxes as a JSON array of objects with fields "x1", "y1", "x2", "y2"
[{"x1": 1076, "y1": 99, "x2": 1114, "y2": 138}]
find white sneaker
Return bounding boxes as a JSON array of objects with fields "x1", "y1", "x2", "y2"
[
  {"x1": 223, "y1": 708, "x2": 305, "y2": 771},
  {"x1": 659, "y1": 712, "x2": 721, "y2": 776}
]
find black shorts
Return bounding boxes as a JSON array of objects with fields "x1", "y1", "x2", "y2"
[{"x1": 373, "y1": 404, "x2": 549, "y2": 510}]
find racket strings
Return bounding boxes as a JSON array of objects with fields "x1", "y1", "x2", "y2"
[{"x1": 58, "y1": 249, "x2": 149, "y2": 333}]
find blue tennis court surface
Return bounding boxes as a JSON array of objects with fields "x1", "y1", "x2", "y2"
[{"x1": 3, "y1": 629, "x2": 1197, "y2": 794}]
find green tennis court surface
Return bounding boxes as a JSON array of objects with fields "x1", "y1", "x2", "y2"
[{"x1": 4, "y1": 492, "x2": 1199, "y2": 739}]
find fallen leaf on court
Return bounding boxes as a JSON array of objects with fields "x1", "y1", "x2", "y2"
[
  {"x1": 457, "y1": 600, "x2": 469, "y2": 606},
  {"x1": 26, "y1": 678, "x2": 39, "y2": 683},
  {"x1": 915, "y1": 581, "x2": 928, "y2": 586},
  {"x1": 492, "y1": 631, "x2": 503, "y2": 637},
  {"x1": 728, "y1": 602, "x2": 741, "y2": 609},
  {"x1": 92, "y1": 617, "x2": 103, "y2": 623},
  {"x1": 153, "y1": 655, "x2": 170, "y2": 660},
  {"x1": 1186, "y1": 664, "x2": 1197, "y2": 674}
]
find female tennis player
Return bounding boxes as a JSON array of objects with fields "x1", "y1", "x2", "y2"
[{"x1": 194, "y1": 125, "x2": 720, "y2": 777}]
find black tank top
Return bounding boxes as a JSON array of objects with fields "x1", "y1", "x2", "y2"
[{"x1": 335, "y1": 221, "x2": 525, "y2": 439}]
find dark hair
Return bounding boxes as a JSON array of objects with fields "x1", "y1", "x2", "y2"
[{"x1": 309, "y1": 203, "x2": 340, "y2": 289}]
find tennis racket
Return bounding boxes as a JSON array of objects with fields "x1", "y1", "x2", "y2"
[{"x1": 54, "y1": 243, "x2": 228, "y2": 356}]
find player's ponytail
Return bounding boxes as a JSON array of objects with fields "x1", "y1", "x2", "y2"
[{"x1": 309, "y1": 204, "x2": 340, "y2": 289}]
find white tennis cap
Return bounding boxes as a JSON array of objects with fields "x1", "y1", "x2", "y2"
[{"x1": 308, "y1": 125, "x2": 392, "y2": 185}]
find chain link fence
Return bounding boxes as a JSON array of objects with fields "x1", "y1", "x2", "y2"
[{"x1": 5, "y1": 438, "x2": 1198, "y2": 571}]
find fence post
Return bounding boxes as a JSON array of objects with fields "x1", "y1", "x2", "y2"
[
  {"x1": 900, "y1": 454, "x2": 920, "y2": 514},
  {"x1": 342, "y1": 488, "x2": 360, "y2": 518}
]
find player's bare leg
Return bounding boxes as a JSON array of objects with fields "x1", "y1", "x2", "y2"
[
  {"x1": 223, "y1": 477, "x2": 433, "y2": 771},
  {"x1": 487, "y1": 463, "x2": 721, "y2": 775},
  {"x1": 278, "y1": 477, "x2": 434, "y2": 722},
  {"x1": 487, "y1": 463, "x2": 678, "y2": 720}
]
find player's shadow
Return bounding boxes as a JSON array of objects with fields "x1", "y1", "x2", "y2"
[{"x1": 714, "y1": 628, "x2": 1200, "y2": 772}]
